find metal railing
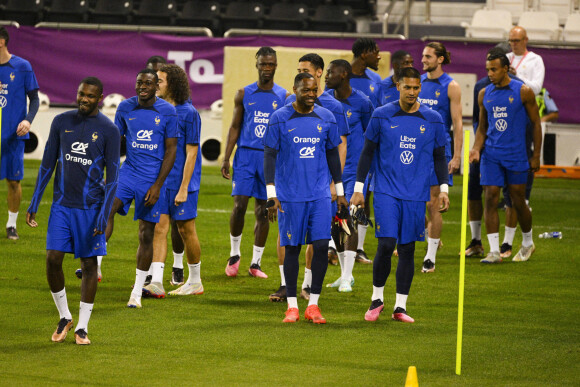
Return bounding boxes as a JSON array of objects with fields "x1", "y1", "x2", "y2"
[
  {"x1": 224, "y1": 28, "x2": 405, "y2": 40},
  {"x1": 0, "y1": 21, "x2": 20, "y2": 28},
  {"x1": 34, "y1": 22, "x2": 213, "y2": 37}
]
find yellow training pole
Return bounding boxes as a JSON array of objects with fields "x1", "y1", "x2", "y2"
[{"x1": 456, "y1": 130, "x2": 470, "y2": 375}]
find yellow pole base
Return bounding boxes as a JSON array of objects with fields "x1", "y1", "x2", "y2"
[{"x1": 405, "y1": 366, "x2": 419, "y2": 387}]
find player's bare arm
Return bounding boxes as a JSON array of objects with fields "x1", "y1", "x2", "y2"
[
  {"x1": 521, "y1": 84, "x2": 543, "y2": 172},
  {"x1": 145, "y1": 137, "x2": 177, "y2": 206},
  {"x1": 221, "y1": 88, "x2": 245, "y2": 179},
  {"x1": 448, "y1": 80, "x2": 463, "y2": 173},
  {"x1": 175, "y1": 144, "x2": 198, "y2": 206},
  {"x1": 469, "y1": 88, "x2": 488, "y2": 163}
]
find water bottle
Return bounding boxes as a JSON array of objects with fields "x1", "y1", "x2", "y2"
[{"x1": 539, "y1": 232, "x2": 562, "y2": 239}]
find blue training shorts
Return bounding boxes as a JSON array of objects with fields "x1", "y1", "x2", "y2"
[
  {"x1": 46, "y1": 203, "x2": 106, "y2": 258},
  {"x1": 0, "y1": 138, "x2": 24, "y2": 181},
  {"x1": 232, "y1": 147, "x2": 266, "y2": 200},
  {"x1": 373, "y1": 192, "x2": 426, "y2": 244},
  {"x1": 115, "y1": 178, "x2": 161, "y2": 223},
  {"x1": 480, "y1": 152, "x2": 529, "y2": 187},
  {"x1": 279, "y1": 198, "x2": 331, "y2": 247},
  {"x1": 159, "y1": 187, "x2": 199, "y2": 220}
]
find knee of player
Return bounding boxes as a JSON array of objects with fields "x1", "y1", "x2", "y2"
[
  {"x1": 154, "y1": 222, "x2": 170, "y2": 237},
  {"x1": 377, "y1": 237, "x2": 397, "y2": 255},
  {"x1": 139, "y1": 226, "x2": 156, "y2": 244}
]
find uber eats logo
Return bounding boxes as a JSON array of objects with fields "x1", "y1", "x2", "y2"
[{"x1": 67, "y1": 142, "x2": 92, "y2": 166}]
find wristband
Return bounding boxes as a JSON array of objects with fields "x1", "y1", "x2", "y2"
[
  {"x1": 266, "y1": 185, "x2": 277, "y2": 199},
  {"x1": 354, "y1": 181, "x2": 364, "y2": 193},
  {"x1": 335, "y1": 182, "x2": 344, "y2": 197},
  {"x1": 440, "y1": 184, "x2": 449, "y2": 194}
]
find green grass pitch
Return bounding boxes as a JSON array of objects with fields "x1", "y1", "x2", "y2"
[{"x1": 0, "y1": 160, "x2": 578, "y2": 386}]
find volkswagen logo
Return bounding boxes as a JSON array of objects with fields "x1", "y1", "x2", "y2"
[
  {"x1": 495, "y1": 119, "x2": 508, "y2": 132},
  {"x1": 255, "y1": 124, "x2": 266, "y2": 138},
  {"x1": 400, "y1": 150, "x2": 414, "y2": 164},
  {"x1": 0, "y1": 96, "x2": 6, "y2": 108},
  {"x1": 299, "y1": 146, "x2": 315, "y2": 158}
]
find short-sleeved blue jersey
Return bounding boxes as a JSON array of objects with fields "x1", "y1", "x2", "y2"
[
  {"x1": 0, "y1": 55, "x2": 39, "y2": 141},
  {"x1": 418, "y1": 73, "x2": 453, "y2": 133},
  {"x1": 366, "y1": 68, "x2": 382, "y2": 83},
  {"x1": 472, "y1": 74, "x2": 524, "y2": 132},
  {"x1": 114, "y1": 96, "x2": 178, "y2": 183},
  {"x1": 349, "y1": 73, "x2": 381, "y2": 107},
  {"x1": 483, "y1": 80, "x2": 529, "y2": 162},
  {"x1": 378, "y1": 75, "x2": 399, "y2": 107},
  {"x1": 365, "y1": 102, "x2": 447, "y2": 202},
  {"x1": 285, "y1": 92, "x2": 349, "y2": 137},
  {"x1": 264, "y1": 104, "x2": 340, "y2": 202},
  {"x1": 325, "y1": 88, "x2": 374, "y2": 182},
  {"x1": 239, "y1": 82, "x2": 288, "y2": 150},
  {"x1": 166, "y1": 102, "x2": 202, "y2": 192},
  {"x1": 28, "y1": 111, "x2": 120, "y2": 231}
]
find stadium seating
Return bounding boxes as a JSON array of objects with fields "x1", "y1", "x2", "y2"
[
  {"x1": 221, "y1": 2, "x2": 265, "y2": 31},
  {"x1": 562, "y1": 12, "x2": 580, "y2": 42},
  {"x1": 176, "y1": 1, "x2": 221, "y2": 35},
  {"x1": 462, "y1": 9, "x2": 513, "y2": 38},
  {"x1": 89, "y1": 0, "x2": 134, "y2": 25},
  {"x1": 310, "y1": 4, "x2": 356, "y2": 32},
  {"x1": 132, "y1": 0, "x2": 177, "y2": 26},
  {"x1": 1, "y1": 0, "x2": 45, "y2": 26},
  {"x1": 518, "y1": 11, "x2": 562, "y2": 40},
  {"x1": 44, "y1": 0, "x2": 90, "y2": 23},
  {"x1": 262, "y1": 3, "x2": 309, "y2": 31},
  {"x1": 486, "y1": 0, "x2": 526, "y2": 23},
  {"x1": 538, "y1": 0, "x2": 574, "y2": 24},
  {"x1": 336, "y1": 0, "x2": 376, "y2": 16}
]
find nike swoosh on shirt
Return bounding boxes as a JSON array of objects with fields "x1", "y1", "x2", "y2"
[
  {"x1": 486, "y1": 100, "x2": 493, "y2": 103},
  {"x1": 248, "y1": 102, "x2": 256, "y2": 105},
  {"x1": 129, "y1": 117, "x2": 137, "y2": 120},
  {"x1": 390, "y1": 125, "x2": 399, "y2": 128},
  {"x1": 288, "y1": 128, "x2": 296, "y2": 132},
  {"x1": 65, "y1": 130, "x2": 74, "y2": 133}
]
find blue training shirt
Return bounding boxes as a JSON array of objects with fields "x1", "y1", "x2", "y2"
[
  {"x1": 482, "y1": 79, "x2": 529, "y2": 162},
  {"x1": 28, "y1": 111, "x2": 121, "y2": 232},
  {"x1": 264, "y1": 104, "x2": 340, "y2": 202},
  {"x1": 239, "y1": 82, "x2": 288, "y2": 150},
  {"x1": 349, "y1": 72, "x2": 381, "y2": 108},
  {"x1": 166, "y1": 102, "x2": 202, "y2": 192},
  {"x1": 114, "y1": 96, "x2": 178, "y2": 184},
  {"x1": 286, "y1": 92, "x2": 349, "y2": 137},
  {"x1": 0, "y1": 55, "x2": 39, "y2": 141},
  {"x1": 365, "y1": 102, "x2": 447, "y2": 202},
  {"x1": 378, "y1": 75, "x2": 399, "y2": 107},
  {"x1": 325, "y1": 88, "x2": 374, "y2": 183}
]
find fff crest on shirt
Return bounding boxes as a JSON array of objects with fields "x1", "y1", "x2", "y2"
[
  {"x1": 92, "y1": 132, "x2": 98, "y2": 142},
  {"x1": 272, "y1": 100, "x2": 278, "y2": 110},
  {"x1": 509, "y1": 96, "x2": 514, "y2": 104},
  {"x1": 155, "y1": 116, "x2": 161, "y2": 125},
  {"x1": 346, "y1": 110, "x2": 352, "y2": 119},
  {"x1": 9, "y1": 72, "x2": 15, "y2": 82},
  {"x1": 435, "y1": 90, "x2": 441, "y2": 98}
]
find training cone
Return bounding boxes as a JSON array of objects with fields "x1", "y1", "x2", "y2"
[{"x1": 405, "y1": 366, "x2": 419, "y2": 387}]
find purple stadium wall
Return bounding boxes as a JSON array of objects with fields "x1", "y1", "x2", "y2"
[{"x1": 7, "y1": 26, "x2": 580, "y2": 124}]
